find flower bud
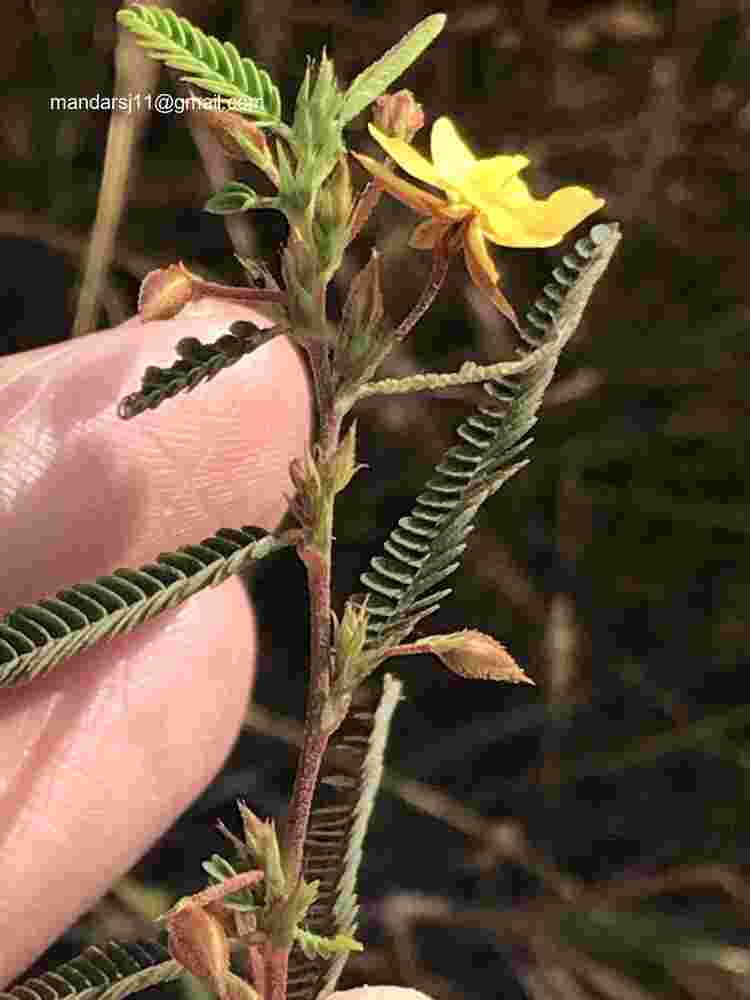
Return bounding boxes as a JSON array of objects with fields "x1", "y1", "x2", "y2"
[
  {"x1": 288, "y1": 447, "x2": 323, "y2": 530},
  {"x1": 167, "y1": 899, "x2": 230, "y2": 998},
  {"x1": 237, "y1": 802, "x2": 287, "y2": 900},
  {"x1": 335, "y1": 250, "x2": 385, "y2": 381},
  {"x1": 137, "y1": 263, "x2": 194, "y2": 321},
  {"x1": 196, "y1": 108, "x2": 271, "y2": 161},
  {"x1": 428, "y1": 630, "x2": 534, "y2": 684},
  {"x1": 281, "y1": 232, "x2": 325, "y2": 333},
  {"x1": 194, "y1": 107, "x2": 279, "y2": 187},
  {"x1": 317, "y1": 154, "x2": 353, "y2": 232},
  {"x1": 329, "y1": 420, "x2": 366, "y2": 494},
  {"x1": 373, "y1": 90, "x2": 424, "y2": 143},
  {"x1": 334, "y1": 595, "x2": 370, "y2": 684}
]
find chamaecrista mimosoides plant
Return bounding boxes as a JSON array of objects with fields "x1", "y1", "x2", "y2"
[{"x1": 0, "y1": 7, "x2": 619, "y2": 1000}]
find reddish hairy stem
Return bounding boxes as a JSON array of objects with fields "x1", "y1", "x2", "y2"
[
  {"x1": 248, "y1": 945, "x2": 266, "y2": 999},
  {"x1": 275, "y1": 386, "x2": 343, "y2": 999},
  {"x1": 285, "y1": 533, "x2": 337, "y2": 887},
  {"x1": 264, "y1": 944, "x2": 289, "y2": 1000},
  {"x1": 284, "y1": 722, "x2": 331, "y2": 887},
  {"x1": 394, "y1": 240, "x2": 450, "y2": 342},
  {"x1": 192, "y1": 280, "x2": 287, "y2": 304}
]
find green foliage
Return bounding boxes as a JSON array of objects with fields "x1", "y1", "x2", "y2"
[
  {"x1": 361, "y1": 224, "x2": 621, "y2": 649},
  {"x1": 204, "y1": 181, "x2": 260, "y2": 215},
  {"x1": 339, "y1": 13, "x2": 446, "y2": 125},
  {"x1": 0, "y1": 527, "x2": 281, "y2": 687},
  {"x1": 115, "y1": 6, "x2": 281, "y2": 120},
  {"x1": 0, "y1": 941, "x2": 179, "y2": 1000},
  {"x1": 236, "y1": 802, "x2": 288, "y2": 905},
  {"x1": 0, "y1": 9, "x2": 632, "y2": 1000},
  {"x1": 202, "y1": 855, "x2": 259, "y2": 912},
  {"x1": 286, "y1": 675, "x2": 402, "y2": 1000},
  {"x1": 293, "y1": 929, "x2": 363, "y2": 961},
  {"x1": 117, "y1": 322, "x2": 280, "y2": 420}
]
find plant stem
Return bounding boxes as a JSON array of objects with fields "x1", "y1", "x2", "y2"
[
  {"x1": 270, "y1": 327, "x2": 343, "y2": 999},
  {"x1": 264, "y1": 944, "x2": 289, "y2": 1000},
  {"x1": 284, "y1": 402, "x2": 342, "y2": 886},
  {"x1": 393, "y1": 240, "x2": 450, "y2": 342},
  {"x1": 190, "y1": 276, "x2": 287, "y2": 304}
]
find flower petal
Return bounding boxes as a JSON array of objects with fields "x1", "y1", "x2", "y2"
[
  {"x1": 462, "y1": 215, "x2": 521, "y2": 329},
  {"x1": 409, "y1": 218, "x2": 456, "y2": 249},
  {"x1": 483, "y1": 178, "x2": 605, "y2": 247},
  {"x1": 524, "y1": 185, "x2": 606, "y2": 242},
  {"x1": 430, "y1": 117, "x2": 477, "y2": 183},
  {"x1": 459, "y1": 155, "x2": 530, "y2": 208},
  {"x1": 368, "y1": 124, "x2": 447, "y2": 190},
  {"x1": 352, "y1": 151, "x2": 449, "y2": 217},
  {"x1": 462, "y1": 214, "x2": 499, "y2": 285}
]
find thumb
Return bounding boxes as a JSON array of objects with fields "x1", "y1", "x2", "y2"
[{"x1": 0, "y1": 299, "x2": 310, "y2": 984}]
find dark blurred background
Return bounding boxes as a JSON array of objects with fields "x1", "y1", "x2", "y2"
[{"x1": 2, "y1": 2, "x2": 749, "y2": 998}]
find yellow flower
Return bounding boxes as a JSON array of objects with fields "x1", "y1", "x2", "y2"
[{"x1": 352, "y1": 117, "x2": 605, "y2": 327}]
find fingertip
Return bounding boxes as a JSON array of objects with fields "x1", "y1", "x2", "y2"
[{"x1": 0, "y1": 576, "x2": 256, "y2": 986}]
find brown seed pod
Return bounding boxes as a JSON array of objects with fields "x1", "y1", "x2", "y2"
[
  {"x1": 429, "y1": 629, "x2": 534, "y2": 684},
  {"x1": 138, "y1": 263, "x2": 194, "y2": 322}
]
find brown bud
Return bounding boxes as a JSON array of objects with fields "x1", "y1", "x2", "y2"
[
  {"x1": 138, "y1": 263, "x2": 194, "y2": 322},
  {"x1": 288, "y1": 447, "x2": 324, "y2": 529},
  {"x1": 373, "y1": 90, "x2": 425, "y2": 142},
  {"x1": 195, "y1": 108, "x2": 271, "y2": 161},
  {"x1": 167, "y1": 899, "x2": 230, "y2": 999},
  {"x1": 336, "y1": 250, "x2": 384, "y2": 376},
  {"x1": 429, "y1": 630, "x2": 534, "y2": 684}
]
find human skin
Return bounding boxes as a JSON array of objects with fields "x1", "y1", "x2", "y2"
[{"x1": 0, "y1": 299, "x2": 310, "y2": 984}]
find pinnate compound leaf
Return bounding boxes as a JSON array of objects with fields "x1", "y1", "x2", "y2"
[
  {"x1": 117, "y1": 321, "x2": 280, "y2": 420},
  {"x1": 0, "y1": 941, "x2": 181, "y2": 1000},
  {"x1": 339, "y1": 14, "x2": 446, "y2": 126},
  {"x1": 361, "y1": 223, "x2": 621, "y2": 647},
  {"x1": 286, "y1": 675, "x2": 402, "y2": 1000},
  {"x1": 116, "y1": 5, "x2": 281, "y2": 121},
  {"x1": 0, "y1": 527, "x2": 289, "y2": 688}
]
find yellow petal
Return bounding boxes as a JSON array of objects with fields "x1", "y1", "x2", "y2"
[
  {"x1": 409, "y1": 218, "x2": 456, "y2": 249},
  {"x1": 459, "y1": 155, "x2": 530, "y2": 208},
  {"x1": 352, "y1": 151, "x2": 448, "y2": 217},
  {"x1": 368, "y1": 124, "x2": 446, "y2": 190},
  {"x1": 484, "y1": 178, "x2": 605, "y2": 247},
  {"x1": 462, "y1": 215, "x2": 521, "y2": 329},
  {"x1": 430, "y1": 117, "x2": 477, "y2": 183},
  {"x1": 523, "y1": 185, "x2": 606, "y2": 242},
  {"x1": 462, "y1": 214, "x2": 498, "y2": 285}
]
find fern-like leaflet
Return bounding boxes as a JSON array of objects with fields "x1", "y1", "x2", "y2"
[
  {"x1": 286, "y1": 675, "x2": 401, "y2": 1000},
  {"x1": 361, "y1": 223, "x2": 621, "y2": 649},
  {"x1": 0, "y1": 941, "x2": 179, "y2": 1000},
  {"x1": 117, "y1": 321, "x2": 280, "y2": 420},
  {"x1": 0, "y1": 526, "x2": 285, "y2": 688},
  {"x1": 116, "y1": 6, "x2": 281, "y2": 121}
]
